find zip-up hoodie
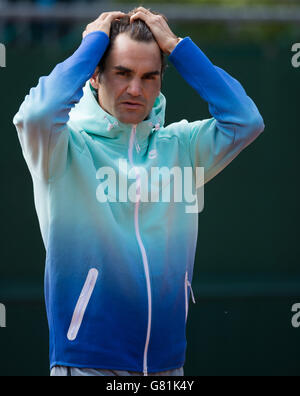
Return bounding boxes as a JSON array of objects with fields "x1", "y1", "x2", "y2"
[{"x1": 13, "y1": 31, "x2": 264, "y2": 375}]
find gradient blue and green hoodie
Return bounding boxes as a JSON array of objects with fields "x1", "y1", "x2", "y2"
[{"x1": 13, "y1": 31, "x2": 264, "y2": 375}]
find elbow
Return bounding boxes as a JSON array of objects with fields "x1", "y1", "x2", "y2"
[
  {"x1": 235, "y1": 109, "x2": 265, "y2": 147},
  {"x1": 13, "y1": 111, "x2": 23, "y2": 130},
  {"x1": 251, "y1": 111, "x2": 265, "y2": 135},
  {"x1": 245, "y1": 107, "x2": 265, "y2": 136},
  {"x1": 14, "y1": 84, "x2": 57, "y2": 131},
  {"x1": 14, "y1": 102, "x2": 52, "y2": 132}
]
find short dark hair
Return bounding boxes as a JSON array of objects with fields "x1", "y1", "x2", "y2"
[{"x1": 97, "y1": 9, "x2": 168, "y2": 82}]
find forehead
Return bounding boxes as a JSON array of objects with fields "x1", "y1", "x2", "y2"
[{"x1": 107, "y1": 33, "x2": 162, "y2": 72}]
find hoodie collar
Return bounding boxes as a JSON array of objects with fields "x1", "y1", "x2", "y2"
[{"x1": 68, "y1": 81, "x2": 166, "y2": 147}]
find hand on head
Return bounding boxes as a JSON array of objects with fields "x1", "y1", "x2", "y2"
[{"x1": 83, "y1": 7, "x2": 180, "y2": 55}]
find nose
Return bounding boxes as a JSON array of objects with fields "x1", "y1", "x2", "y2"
[{"x1": 127, "y1": 78, "x2": 143, "y2": 97}]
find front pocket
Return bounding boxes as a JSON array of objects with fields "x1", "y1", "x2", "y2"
[{"x1": 67, "y1": 268, "x2": 99, "y2": 341}]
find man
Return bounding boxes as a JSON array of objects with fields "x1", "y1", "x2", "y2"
[{"x1": 13, "y1": 7, "x2": 264, "y2": 376}]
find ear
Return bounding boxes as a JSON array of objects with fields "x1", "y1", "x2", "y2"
[{"x1": 90, "y1": 66, "x2": 100, "y2": 89}]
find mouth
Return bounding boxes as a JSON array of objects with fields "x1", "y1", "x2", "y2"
[{"x1": 121, "y1": 101, "x2": 144, "y2": 109}]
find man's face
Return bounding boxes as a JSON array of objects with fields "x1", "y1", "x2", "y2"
[{"x1": 90, "y1": 33, "x2": 162, "y2": 125}]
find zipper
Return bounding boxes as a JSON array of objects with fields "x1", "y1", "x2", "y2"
[
  {"x1": 67, "y1": 268, "x2": 99, "y2": 341},
  {"x1": 129, "y1": 125, "x2": 152, "y2": 377},
  {"x1": 185, "y1": 271, "x2": 196, "y2": 323}
]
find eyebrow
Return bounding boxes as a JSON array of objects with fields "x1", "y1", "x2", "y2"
[{"x1": 113, "y1": 65, "x2": 160, "y2": 77}]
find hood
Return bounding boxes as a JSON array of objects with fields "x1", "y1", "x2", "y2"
[{"x1": 68, "y1": 81, "x2": 166, "y2": 147}]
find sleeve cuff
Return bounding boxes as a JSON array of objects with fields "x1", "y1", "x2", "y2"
[
  {"x1": 82, "y1": 30, "x2": 110, "y2": 44},
  {"x1": 168, "y1": 37, "x2": 191, "y2": 59}
]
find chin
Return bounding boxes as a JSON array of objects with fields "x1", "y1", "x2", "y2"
[{"x1": 118, "y1": 114, "x2": 145, "y2": 125}]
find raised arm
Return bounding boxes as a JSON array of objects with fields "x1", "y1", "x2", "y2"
[
  {"x1": 13, "y1": 12, "x2": 125, "y2": 181},
  {"x1": 168, "y1": 37, "x2": 265, "y2": 184}
]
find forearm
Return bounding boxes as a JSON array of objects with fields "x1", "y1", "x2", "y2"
[
  {"x1": 13, "y1": 31, "x2": 109, "y2": 181},
  {"x1": 168, "y1": 37, "x2": 264, "y2": 139},
  {"x1": 14, "y1": 31, "x2": 109, "y2": 131}
]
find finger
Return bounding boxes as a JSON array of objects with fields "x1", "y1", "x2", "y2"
[
  {"x1": 135, "y1": 6, "x2": 152, "y2": 14},
  {"x1": 130, "y1": 11, "x2": 152, "y2": 24},
  {"x1": 100, "y1": 11, "x2": 125, "y2": 21},
  {"x1": 104, "y1": 13, "x2": 126, "y2": 25},
  {"x1": 98, "y1": 12, "x2": 109, "y2": 20},
  {"x1": 107, "y1": 11, "x2": 126, "y2": 20}
]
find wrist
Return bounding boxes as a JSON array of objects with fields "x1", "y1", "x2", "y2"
[{"x1": 165, "y1": 37, "x2": 183, "y2": 56}]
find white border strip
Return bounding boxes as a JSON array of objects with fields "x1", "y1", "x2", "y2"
[{"x1": 67, "y1": 268, "x2": 99, "y2": 341}]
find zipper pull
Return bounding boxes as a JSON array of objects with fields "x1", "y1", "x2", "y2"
[
  {"x1": 135, "y1": 142, "x2": 141, "y2": 153},
  {"x1": 187, "y1": 280, "x2": 196, "y2": 304}
]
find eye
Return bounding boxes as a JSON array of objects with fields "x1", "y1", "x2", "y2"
[{"x1": 116, "y1": 71, "x2": 128, "y2": 76}]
